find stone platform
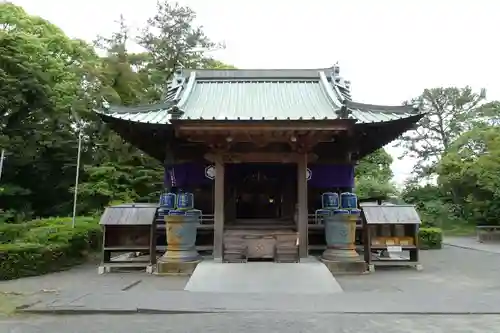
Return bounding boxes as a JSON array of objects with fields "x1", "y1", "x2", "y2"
[{"x1": 184, "y1": 257, "x2": 343, "y2": 294}]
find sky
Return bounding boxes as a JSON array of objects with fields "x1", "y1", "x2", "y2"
[{"x1": 11, "y1": 0, "x2": 500, "y2": 186}]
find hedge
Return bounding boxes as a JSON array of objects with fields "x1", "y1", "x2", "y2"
[
  {"x1": 418, "y1": 227, "x2": 443, "y2": 250},
  {"x1": 0, "y1": 217, "x2": 101, "y2": 280}
]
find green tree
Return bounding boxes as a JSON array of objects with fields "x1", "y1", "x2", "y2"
[
  {"x1": 0, "y1": 3, "x2": 101, "y2": 219},
  {"x1": 397, "y1": 87, "x2": 486, "y2": 177},
  {"x1": 136, "y1": 0, "x2": 223, "y2": 98},
  {"x1": 355, "y1": 149, "x2": 396, "y2": 199},
  {"x1": 78, "y1": 10, "x2": 236, "y2": 213},
  {"x1": 438, "y1": 125, "x2": 500, "y2": 225}
]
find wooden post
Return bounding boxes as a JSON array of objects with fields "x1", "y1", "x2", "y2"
[
  {"x1": 297, "y1": 153, "x2": 308, "y2": 258},
  {"x1": 213, "y1": 156, "x2": 225, "y2": 260}
]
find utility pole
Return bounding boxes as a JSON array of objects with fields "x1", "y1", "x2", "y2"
[
  {"x1": 70, "y1": 107, "x2": 82, "y2": 229},
  {"x1": 0, "y1": 149, "x2": 5, "y2": 181},
  {"x1": 71, "y1": 131, "x2": 82, "y2": 229}
]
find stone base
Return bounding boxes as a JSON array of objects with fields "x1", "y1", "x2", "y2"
[
  {"x1": 322, "y1": 248, "x2": 360, "y2": 262},
  {"x1": 161, "y1": 249, "x2": 200, "y2": 263},
  {"x1": 155, "y1": 260, "x2": 201, "y2": 276},
  {"x1": 321, "y1": 258, "x2": 367, "y2": 275}
]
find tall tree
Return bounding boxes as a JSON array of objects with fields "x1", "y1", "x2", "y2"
[
  {"x1": 355, "y1": 149, "x2": 396, "y2": 199},
  {"x1": 0, "y1": 3, "x2": 101, "y2": 219},
  {"x1": 94, "y1": 15, "x2": 152, "y2": 105},
  {"x1": 79, "y1": 10, "x2": 236, "y2": 214},
  {"x1": 438, "y1": 125, "x2": 500, "y2": 225},
  {"x1": 396, "y1": 87, "x2": 486, "y2": 177},
  {"x1": 136, "y1": 0, "x2": 221, "y2": 99},
  {"x1": 80, "y1": 16, "x2": 164, "y2": 214}
]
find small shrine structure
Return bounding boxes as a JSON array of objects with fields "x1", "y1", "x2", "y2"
[{"x1": 96, "y1": 66, "x2": 423, "y2": 263}]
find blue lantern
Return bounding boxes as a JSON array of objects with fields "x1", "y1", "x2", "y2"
[
  {"x1": 321, "y1": 192, "x2": 339, "y2": 210},
  {"x1": 160, "y1": 192, "x2": 176, "y2": 210},
  {"x1": 340, "y1": 192, "x2": 358, "y2": 209},
  {"x1": 177, "y1": 192, "x2": 194, "y2": 211}
]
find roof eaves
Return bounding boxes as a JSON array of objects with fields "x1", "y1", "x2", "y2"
[
  {"x1": 345, "y1": 100, "x2": 419, "y2": 114},
  {"x1": 96, "y1": 101, "x2": 175, "y2": 115}
]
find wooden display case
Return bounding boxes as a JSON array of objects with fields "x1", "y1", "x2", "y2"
[
  {"x1": 361, "y1": 203, "x2": 422, "y2": 271},
  {"x1": 98, "y1": 203, "x2": 158, "y2": 273}
]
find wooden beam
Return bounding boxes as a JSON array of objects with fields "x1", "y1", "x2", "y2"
[
  {"x1": 213, "y1": 156, "x2": 225, "y2": 260},
  {"x1": 181, "y1": 131, "x2": 341, "y2": 143},
  {"x1": 173, "y1": 119, "x2": 355, "y2": 132},
  {"x1": 297, "y1": 153, "x2": 308, "y2": 258},
  {"x1": 204, "y1": 152, "x2": 318, "y2": 164}
]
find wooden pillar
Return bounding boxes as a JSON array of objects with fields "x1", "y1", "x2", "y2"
[
  {"x1": 297, "y1": 153, "x2": 308, "y2": 258},
  {"x1": 213, "y1": 156, "x2": 225, "y2": 260}
]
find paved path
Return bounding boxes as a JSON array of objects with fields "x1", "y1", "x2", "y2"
[
  {"x1": 2, "y1": 242, "x2": 500, "y2": 333},
  {"x1": 444, "y1": 236, "x2": 500, "y2": 254},
  {"x1": 2, "y1": 313, "x2": 500, "y2": 333},
  {"x1": 18, "y1": 289, "x2": 500, "y2": 314},
  {"x1": 337, "y1": 244, "x2": 500, "y2": 293},
  {"x1": 0, "y1": 262, "x2": 188, "y2": 314}
]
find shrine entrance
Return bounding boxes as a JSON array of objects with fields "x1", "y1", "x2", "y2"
[{"x1": 225, "y1": 163, "x2": 296, "y2": 225}]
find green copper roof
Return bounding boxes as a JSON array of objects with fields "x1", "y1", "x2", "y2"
[
  {"x1": 98, "y1": 68, "x2": 419, "y2": 124},
  {"x1": 181, "y1": 80, "x2": 338, "y2": 120}
]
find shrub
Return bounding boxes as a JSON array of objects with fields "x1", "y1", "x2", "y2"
[
  {"x1": 0, "y1": 223, "x2": 29, "y2": 243},
  {"x1": 419, "y1": 227, "x2": 443, "y2": 250},
  {"x1": 0, "y1": 243, "x2": 74, "y2": 280},
  {"x1": 0, "y1": 217, "x2": 102, "y2": 280}
]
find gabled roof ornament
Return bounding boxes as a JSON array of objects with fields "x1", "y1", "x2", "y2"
[
  {"x1": 168, "y1": 105, "x2": 185, "y2": 120},
  {"x1": 332, "y1": 62, "x2": 340, "y2": 76},
  {"x1": 170, "y1": 66, "x2": 185, "y2": 88},
  {"x1": 336, "y1": 104, "x2": 352, "y2": 119},
  {"x1": 102, "y1": 98, "x2": 110, "y2": 113}
]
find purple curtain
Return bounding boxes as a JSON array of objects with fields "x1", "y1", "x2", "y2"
[
  {"x1": 164, "y1": 163, "x2": 211, "y2": 188},
  {"x1": 164, "y1": 163, "x2": 354, "y2": 188},
  {"x1": 308, "y1": 164, "x2": 354, "y2": 188}
]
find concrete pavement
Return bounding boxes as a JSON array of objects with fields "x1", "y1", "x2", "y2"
[
  {"x1": 17, "y1": 289, "x2": 500, "y2": 314},
  {"x1": 2, "y1": 240, "x2": 500, "y2": 322},
  {"x1": 2, "y1": 313, "x2": 500, "y2": 333},
  {"x1": 184, "y1": 258, "x2": 343, "y2": 294},
  {"x1": 444, "y1": 236, "x2": 500, "y2": 254}
]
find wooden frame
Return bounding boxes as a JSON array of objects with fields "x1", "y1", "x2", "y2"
[
  {"x1": 361, "y1": 204, "x2": 422, "y2": 271},
  {"x1": 98, "y1": 204, "x2": 157, "y2": 274}
]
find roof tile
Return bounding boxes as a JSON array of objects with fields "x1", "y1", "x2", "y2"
[
  {"x1": 96, "y1": 68, "x2": 421, "y2": 124},
  {"x1": 182, "y1": 80, "x2": 338, "y2": 120}
]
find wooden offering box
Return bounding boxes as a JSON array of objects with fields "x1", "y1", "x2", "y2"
[
  {"x1": 99, "y1": 203, "x2": 158, "y2": 273},
  {"x1": 361, "y1": 204, "x2": 422, "y2": 271}
]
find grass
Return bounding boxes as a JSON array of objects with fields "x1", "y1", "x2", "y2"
[
  {"x1": 0, "y1": 293, "x2": 24, "y2": 316},
  {"x1": 441, "y1": 222, "x2": 476, "y2": 237}
]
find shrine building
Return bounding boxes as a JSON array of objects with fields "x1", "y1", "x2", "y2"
[{"x1": 96, "y1": 66, "x2": 423, "y2": 262}]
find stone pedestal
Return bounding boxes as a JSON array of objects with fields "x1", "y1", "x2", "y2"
[
  {"x1": 321, "y1": 258, "x2": 367, "y2": 275},
  {"x1": 159, "y1": 213, "x2": 200, "y2": 263},
  {"x1": 155, "y1": 260, "x2": 200, "y2": 276},
  {"x1": 322, "y1": 211, "x2": 359, "y2": 261}
]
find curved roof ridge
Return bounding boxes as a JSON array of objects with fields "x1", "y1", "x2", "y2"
[{"x1": 184, "y1": 68, "x2": 338, "y2": 80}]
